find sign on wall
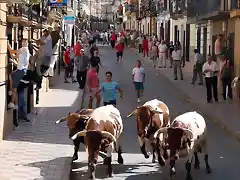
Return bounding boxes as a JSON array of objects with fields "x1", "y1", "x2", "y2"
[
  {"x1": 48, "y1": 0, "x2": 67, "y2": 7},
  {"x1": 63, "y1": 16, "x2": 76, "y2": 25}
]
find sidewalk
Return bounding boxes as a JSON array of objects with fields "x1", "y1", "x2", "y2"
[
  {"x1": 131, "y1": 48, "x2": 240, "y2": 142},
  {"x1": 0, "y1": 74, "x2": 84, "y2": 180}
]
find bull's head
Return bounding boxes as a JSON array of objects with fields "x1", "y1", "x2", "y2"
[
  {"x1": 127, "y1": 105, "x2": 163, "y2": 158},
  {"x1": 154, "y1": 122, "x2": 193, "y2": 161},
  {"x1": 55, "y1": 109, "x2": 93, "y2": 138},
  {"x1": 71, "y1": 130, "x2": 116, "y2": 179}
]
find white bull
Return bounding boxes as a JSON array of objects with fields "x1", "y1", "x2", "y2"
[
  {"x1": 71, "y1": 105, "x2": 123, "y2": 180},
  {"x1": 154, "y1": 111, "x2": 212, "y2": 180}
]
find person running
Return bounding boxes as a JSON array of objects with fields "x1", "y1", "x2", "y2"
[
  {"x1": 90, "y1": 50, "x2": 104, "y2": 73},
  {"x1": 95, "y1": 71, "x2": 123, "y2": 106},
  {"x1": 132, "y1": 60, "x2": 145, "y2": 103},
  {"x1": 115, "y1": 40, "x2": 124, "y2": 63},
  {"x1": 87, "y1": 66, "x2": 101, "y2": 108}
]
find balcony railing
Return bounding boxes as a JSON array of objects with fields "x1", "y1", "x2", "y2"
[
  {"x1": 7, "y1": 4, "x2": 28, "y2": 19},
  {"x1": 170, "y1": 0, "x2": 187, "y2": 15},
  {"x1": 187, "y1": 0, "x2": 221, "y2": 18}
]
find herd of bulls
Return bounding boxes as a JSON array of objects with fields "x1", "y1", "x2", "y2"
[{"x1": 55, "y1": 99, "x2": 212, "y2": 180}]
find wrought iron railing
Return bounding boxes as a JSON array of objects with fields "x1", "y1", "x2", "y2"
[{"x1": 7, "y1": 4, "x2": 28, "y2": 19}]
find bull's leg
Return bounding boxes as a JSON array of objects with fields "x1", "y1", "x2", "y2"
[
  {"x1": 151, "y1": 142, "x2": 156, "y2": 163},
  {"x1": 204, "y1": 154, "x2": 212, "y2": 174},
  {"x1": 185, "y1": 159, "x2": 193, "y2": 180},
  {"x1": 138, "y1": 136, "x2": 149, "y2": 159},
  {"x1": 156, "y1": 139, "x2": 165, "y2": 166},
  {"x1": 106, "y1": 144, "x2": 113, "y2": 177},
  {"x1": 72, "y1": 139, "x2": 80, "y2": 161},
  {"x1": 115, "y1": 138, "x2": 124, "y2": 164},
  {"x1": 194, "y1": 152, "x2": 200, "y2": 169}
]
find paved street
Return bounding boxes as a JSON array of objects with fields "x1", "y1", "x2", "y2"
[
  {"x1": 70, "y1": 46, "x2": 240, "y2": 180},
  {"x1": 0, "y1": 75, "x2": 83, "y2": 180}
]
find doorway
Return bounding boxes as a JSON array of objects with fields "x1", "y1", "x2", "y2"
[{"x1": 203, "y1": 27, "x2": 207, "y2": 62}]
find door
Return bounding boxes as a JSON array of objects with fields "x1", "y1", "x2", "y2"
[
  {"x1": 203, "y1": 27, "x2": 207, "y2": 62},
  {"x1": 174, "y1": 25, "x2": 178, "y2": 43},
  {"x1": 212, "y1": 35, "x2": 217, "y2": 61},
  {"x1": 186, "y1": 24, "x2": 190, "y2": 61},
  {"x1": 197, "y1": 27, "x2": 201, "y2": 53}
]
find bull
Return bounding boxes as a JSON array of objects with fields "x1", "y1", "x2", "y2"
[
  {"x1": 55, "y1": 109, "x2": 96, "y2": 161},
  {"x1": 154, "y1": 111, "x2": 212, "y2": 180},
  {"x1": 71, "y1": 105, "x2": 124, "y2": 180},
  {"x1": 126, "y1": 99, "x2": 170, "y2": 165}
]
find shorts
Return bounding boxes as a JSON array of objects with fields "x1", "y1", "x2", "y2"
[
  {"x1": 88, "y1": 88, "x2": 99, "y2": 97},
  {"x1": 117, "y1": 52, "x2": 123, "y2": 57},
  {"x1": 104, "y1": 100, "x2": 116, "y2": 106},
  {"x1": 134, "y1": 82, "x2": 144, "y2": 91},
  {"x1": 11, "y1": 69, "x2": 27, "y2": 88}
]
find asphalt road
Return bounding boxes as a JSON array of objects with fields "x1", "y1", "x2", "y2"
[{"x1": 70, "y1": 46, "x2": 240, "y2": 180}]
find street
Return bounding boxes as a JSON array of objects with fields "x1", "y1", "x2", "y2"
[{"x1": 70, "y1": 46, "x2": 240, "y2": 180}]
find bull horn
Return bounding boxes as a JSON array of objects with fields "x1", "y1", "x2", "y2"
[
  {"x1": 79, "y1": 115, "x2": 91, "y2": 120},
  {"x1": 101, "y1": 131, "x2": 116, "y2": 142},
  {"x1": 152, "y1": 109, "x2": 163, "y2": 114},
  {"x1": 55, "y1": 117, "x2": 66, "y2": 124},
  {"x1": 71, "y1": 130, "x2": 87, "y2": 140},
  {"x1": 154, "y1": 127, "x2": 169, "y2": 139},
  {"x1": 126, "y1": 109, "x2": 137, "y2": 117}
]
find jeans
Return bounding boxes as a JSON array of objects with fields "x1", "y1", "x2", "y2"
[
  {"x1": 222, "y1": 78, "x2": 233, "y2": 99},
  {"x1": 205, "y1": 76, "x2": 218, "y2": 102},
  {"x1": 18, "y1": 91, "x2": 27, "y2": 119},
  {"x1": 77, "y1": 70, "x2": 87, "y2": 89}
]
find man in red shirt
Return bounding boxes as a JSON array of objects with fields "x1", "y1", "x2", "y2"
[
  {"x1": 87, "y1": 65, "x2": 101, "y2": 108},
  {"x1": 115, "y1": 41, "x2": 124, "y2": 63},
  {"x1": 64, "y1": 46, "x2": 77, "y2": 83},
  {"x1": 110, "y1": 32, "x2": 116, "y2": 48},
  {"x1": 74, "y1": 40, "x2": 83, "y2": 57}
]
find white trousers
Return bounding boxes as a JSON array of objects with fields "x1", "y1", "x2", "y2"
[{"x1": 159, "y1": 53, "x2": 166, "y2": 67}]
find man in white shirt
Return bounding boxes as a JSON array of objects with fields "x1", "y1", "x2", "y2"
[
  {"x1": 7, "y1": 38, "x2": 30, "y2": 109},
  {"x1": 158, "y1": 40, "x2": 168, "y2": 68},
  {"x1": 137, "y1": 35, "x2": 143, "y2": 53},
  {"x1": 172, "y1": 45, "x2": 183, "y2": 80},
  {"x1": 100, "y1": 32, "x2": 105, "y2": 44},
  {"x1": 202, "y1": 55, "x2": 219, "y2": 103},
  {"x1": 132, "y1": 60, "x2": 145, "y2": 102}
]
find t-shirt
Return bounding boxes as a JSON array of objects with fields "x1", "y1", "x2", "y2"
[
  {"x1": 87, "y1": 69, "x2": 99, "y2": 88},
  {"x1": 64, "y1": 50, "x2": 71, "y2": 64},
  {"x1": 74, "y1": 43, "x2": 83, "y2": 56},
  {"x1": 132, "y1": 67, "x2": 145, "y2": 82},
  {"x1": 100, "y1": 81, "x2": 119, "y2": 102},
  {"x1": 17, "y1": 47, "x2": 30, "y2": 70},
  {"x1": 158, "y1": 44, "x2": 167, "y2": 53}
]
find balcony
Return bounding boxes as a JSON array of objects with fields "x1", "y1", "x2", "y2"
[
  {"x1": 187, "y1": 0, "x2": 230, "y2": 22},
  {"x1": 170, "y1": 0, "x2": 187, "y2": 19},
  {"x1": 7, "y1": 4, "x2": 32, "y2": 26},
  {"x1": 156, "y1": 0, "x2": 168, "y2": 14}
]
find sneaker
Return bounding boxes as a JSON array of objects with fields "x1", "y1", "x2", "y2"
[
  {"x1": 137, "y1": 98, "x2": 140, "y2": 103},
  {"x1": 72, "y1": 80, "x2": 77, "y2": 83},
  {"x1": 8, "y1": 102, "x2": 15, "y2": 109},
  {"x1": 8, "y1": 91, "x2": 12, "y2": 96},
  {"x1": 64, "y1": 80, "x2": 70, "y2": 83}
]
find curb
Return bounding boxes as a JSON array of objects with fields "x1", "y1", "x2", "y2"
[
  {"x1": 129, "y1": 47, "x2": 240, "y2": 143},
  {"x1": 68, "y1": 87, "x2": 86, "y2": 179}
]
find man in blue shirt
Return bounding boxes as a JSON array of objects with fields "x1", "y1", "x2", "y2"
[{"x1": 95, "y1": 71, "x2": 123, "y2": 106}]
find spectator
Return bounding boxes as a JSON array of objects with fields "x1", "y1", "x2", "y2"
[
  {"x1": 137, "y1": 35, "x2": 143, "y2": 53},
  {"x1": 151, "y1": 41, "x2": 158, "y2": 67},
  {"x1": 168, "y1": 41, "x2": 174, "y2": 68},
  {"x1": 75, "y1": 49, "x2": 89, "y2": 89},
  {"x1": 158, "y1": 40, "x2": 168, "y2": 68},
  {"x1": 63, "y1": 46, "x2": 77, "y2": 83},
  {"x1": 17, "y1": 89, "x2": 30, "y2": 122},
  {"x1": 221, "y1": 58, "x2": 233, "y2": 100},
  {"x1": 142, "y1": 35, "x2": 149, "y2": 57},
  {"x1": 172, "y1": 45, "x2": 183, "y2": 80},
  {"x1": 202, "y1": 55, "x2": 218, "y2": 103},
  {"x1": 191, "y1": 49, "x2": 203, "y2": 85},
  {"x1": 7, "y1": 38, "x2": 30, "y2": 109}
]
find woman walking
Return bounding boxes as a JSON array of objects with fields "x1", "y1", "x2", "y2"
[{"x1": 221, "y1": 59, "x2": 233, "y2": 100}]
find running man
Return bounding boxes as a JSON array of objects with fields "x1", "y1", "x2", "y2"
[
  {"x1": 95, "y1": 71, "x2": 123, "y2": 106},
  {"x1": 132, "y1": 60, "x2": 145, "y2": 102}
]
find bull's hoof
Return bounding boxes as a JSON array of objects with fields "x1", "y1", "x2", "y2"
[
  {"x1": 194, "y1": 163, "x2": 200, "y2": 169},
  {"x1": 152, "y1": 157, "x2": 156, "y2": 163},
  {"x1": 205, "y1": 167, "x2": 212, "y2": 174},
  {"x1": 170, "y1": 168, "x2": 176, "y2": 178},
  {"x1": 117, "y1": 156, "x2": 124, "y2": 164},
  {"x1": 72, "y1": 155, "x2": 78, "y2": 162},
  {"x1": 186, "y1": 173, "x2": 193, "y2": 180},
  {"x1": 144, "y1": 154, "x2": 150, "y2": 159}
]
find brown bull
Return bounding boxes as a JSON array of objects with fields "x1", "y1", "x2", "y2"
[
  {"x1": 71, "y1": 105, "x2": 123, "y2": 180},
  {"x1": 127, "y1": 99, "x2": 170, "y2": 165}
]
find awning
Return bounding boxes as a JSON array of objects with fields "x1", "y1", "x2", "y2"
[{"x1": 201, "y1": 11, "x2": 230, "y2": 21}]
